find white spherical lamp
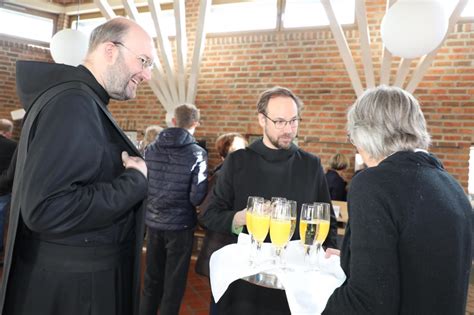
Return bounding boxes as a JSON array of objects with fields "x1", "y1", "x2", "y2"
[
  {"x1": 381, "y1": 0, "x2": 448, "y2": 59},
  {"x1": 50, "y1": 29, "x2": 89, "y2": 66}
]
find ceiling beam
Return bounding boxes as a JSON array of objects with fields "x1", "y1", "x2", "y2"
[
  {"x1": 355, "y1": 0, "x2": 374, "y2": 89},
  {"x1": 148, "y1": 0, "x2": 179, "y2": 105},
  {"x1": 321, "y1": 0, "x2": 364, "y2": 97},
  {"x1": 379, "y1": 0, "x2": 396, "y2": 85}
]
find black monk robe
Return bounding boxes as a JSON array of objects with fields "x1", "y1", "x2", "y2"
[{"x1": 0, "y1": 61, "x2": 148, "y2": 315}]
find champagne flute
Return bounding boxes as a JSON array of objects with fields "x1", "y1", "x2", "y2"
[
  {"x1": 287, "y1": 200, "x2": 297, "y2": 241},
  {"x1": 313, "y1": 202, "x2": 331, "y2": 270},
  {"x1": 299, "y1": 203, "x2": 317, "y2": 265},
  {"x1": 269, "y1": 199, "x2": 291, "y2": 266},
  {"x1": 251, "y1": 198, "x2": 271, "y2": 264},
  {"x1": 246, "y1": 196, "x2": 264, "y2": 264}
]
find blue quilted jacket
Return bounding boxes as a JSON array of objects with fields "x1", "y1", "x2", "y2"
[{"x1": 144, "y1": 127, "x2": 208, "y2": 230}]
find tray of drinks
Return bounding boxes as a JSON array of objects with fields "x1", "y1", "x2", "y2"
[{"x1": 241, "y1": 271, "x2": 285, "y2": 290}]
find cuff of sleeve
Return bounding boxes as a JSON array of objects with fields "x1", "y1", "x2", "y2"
[{"x1": 231, "y1": 224, "x2": 243, "y2": 235}]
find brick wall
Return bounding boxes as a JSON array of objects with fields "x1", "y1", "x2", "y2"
[{"x1": 0, "y1": 0, "x2": 472, "y2": 191}]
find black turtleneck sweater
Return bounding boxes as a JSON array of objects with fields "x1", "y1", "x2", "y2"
[{"x1": 200, "y1": 138, "x2": 337, "y2": 248}]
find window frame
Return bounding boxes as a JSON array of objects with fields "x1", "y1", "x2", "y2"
[{"x1": 0, "y1": 3, "x2": 57, "y2": 46}]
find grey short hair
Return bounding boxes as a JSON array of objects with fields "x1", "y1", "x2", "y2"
[
  {"x1": 256, "y1": 86, "x2": 303, "y2": 115},
  {"x1": 347, "y1": 86, "x2": 431, "y2": 160},
  {"x1": 88, "y1": 18, "x2": 130, "y2": 53},
  {"x1": 174, "y1": 104, "x2": 200, "y2": 129}
]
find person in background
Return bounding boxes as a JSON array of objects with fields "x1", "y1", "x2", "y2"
[
  {"x1": 325, "y1": 153, "x2": 349, "y2": 201},
  {"x1": 1, "y1": 17, "x2": 152, "y2": 315},
  {"x1": 323, "y1": 86, "x2": 472, "y2": 314},
  {"x1": 140, "y1": 104, "x2": 208, "y2": 315},
  {"x1": 200, "y1": 86, "x2": 338, "y2": 314},
  {"x1": 0, "y1": 119, "x2": 17, "y2": 259},
  {"x1": 139, "y1": 124, "x2": 162, "y2": 154},
  {"x1": 195, "y1": 132, "x2": 248, "y2": 314}
]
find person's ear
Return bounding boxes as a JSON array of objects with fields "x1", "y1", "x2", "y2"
[
  {"x1": 104, "y1": 42, "x2": 118, "y2": 64},
  {"x1": 258, "y1": 113, "x2": 266, "y2": 128},
  {"x1": 172, "y1": 117, "x2": 177, "y2": 127}
]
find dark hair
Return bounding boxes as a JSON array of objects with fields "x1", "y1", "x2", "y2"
[
  {"x1": 256, "y1": 86, "x2": 303, "y2": 115},
  {"x1": 215, "y1": 133, "x2": 247, "y2": 158}
]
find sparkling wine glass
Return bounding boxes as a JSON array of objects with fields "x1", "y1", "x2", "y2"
[
  {"x1": 251, "y1": 197, "x2": 271, "y2": 264},
  {"x1": 246, "y1": 196, "x2": 264, "y2": 264},
  {"x1": 299, "y1": 203, "x2": 316, "y2": 265},
  {"x1": 269, "y1": 199, "x2": 291, "y2": 266},
  {"x1": 287, "y1": 200, "x2": 297, "y2": 241},
  {"x1": 312, "y1": 202, "x2": 331, "y2": 270}
]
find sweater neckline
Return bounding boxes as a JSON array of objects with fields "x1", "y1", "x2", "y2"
[{"x1": 248, "y1": 138, "x2": 298, "y2": 162}]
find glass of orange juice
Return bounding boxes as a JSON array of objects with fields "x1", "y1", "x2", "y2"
[
  {"x1": 246, "y1": 196, "x2": 263, "y2": 264},
  {"x1": 270, "y1": 199, "x2": 291, "y2": 267}
]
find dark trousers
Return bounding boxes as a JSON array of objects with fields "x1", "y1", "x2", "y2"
[{"x1": 140, "y1": 228, "x2": 194, "y2": 315}]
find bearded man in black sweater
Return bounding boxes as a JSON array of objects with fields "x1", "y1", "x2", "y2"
[{"x1": 200, "y1": 86, "x2": 338, "y2": 314}]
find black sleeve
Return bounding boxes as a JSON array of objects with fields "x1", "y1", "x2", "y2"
[
  {"x1": 199, "y1": 155, "x2": 237, "y2": 234},
  {"x1": 0, "y1": 147, "x2": 17, "y2": 195},
  {"x1": 316, "y1": 163, "x2": 339, "y2": 249},
  {"x1": 323, "y1": 177, "x2": 400, "y2": 314},
  {"x1": 332, "y1": 176, "x2": 347, "y2": 201},
  {"x1": 20, "y1": 92, "x2": 147, "y2": 235},
  {"x1": 189, "y1": 149, "x2": 208, "y2": 206}
]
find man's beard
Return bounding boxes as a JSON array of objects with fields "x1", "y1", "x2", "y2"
[
  {"x1": 104, "y1": 53, "x2": 134, "y2": 100},
  {"x1": 265, "y1": 126, "x2": 294, "y2": 150}
]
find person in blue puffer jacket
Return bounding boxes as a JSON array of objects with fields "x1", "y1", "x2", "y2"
[{"x1": 140, "y1": 104, "x2": 208, "y2": 315}]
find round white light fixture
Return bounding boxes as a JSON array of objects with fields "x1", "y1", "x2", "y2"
[
  {"x1": 50, "y1": 29, "x2": 89, "y2": 66},
  {"x1": 381, "y1": 0, "x2": 448, "y2": 59}
]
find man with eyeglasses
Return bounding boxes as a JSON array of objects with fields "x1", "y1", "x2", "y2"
[
  {"x1": 200, "y1": 86, "x2": 338, "y2": 314},
  {"x1": 1, "y1": 18, "x2": 153, "y2": 315}
]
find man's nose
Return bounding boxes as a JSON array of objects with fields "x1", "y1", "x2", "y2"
[
  {"x1": 283, "y1": 121, "x2": 293, "y2": 132},
  {"x1": 141, "y1": 67, "x2": 152, "y2": 81}
]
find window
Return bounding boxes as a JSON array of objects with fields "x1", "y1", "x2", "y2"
[
  {"x1": 283, "y1": 0, "x2": 355, "y2": 29},
  {"x1": 207, "y1": 0, "x2": 277, "y2": 33},
  {"x1": 461, "y1": 0, "x2": 474, "y2": 17},
  {"x1": 71, "y1": 17, "x2": 106, "y2": 39},
  {"x1": 0, "y1": 8, "x2": 54, "y2": 43},
  {"x1": 72, "y1": 11, "x2": 176, "y2": 40},
  {"x1": 136, "y1": 11, "x2": 176, "y2": 38}
]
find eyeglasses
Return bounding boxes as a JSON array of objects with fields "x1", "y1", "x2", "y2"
[
  {"x1": 261, "y1": 112, "x2": 301, "y2": 129},
  {"x1": 112, "y1": 41, "x2": 154, "y2": 70}
]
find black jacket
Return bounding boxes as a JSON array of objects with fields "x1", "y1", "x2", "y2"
[
  {"x1": 200, "y1": 138, "x2": 338, "y2": 248},
  {"x1": 325, "y1": 169, "x2": 347, "y2": 201},
  {"x1": 323, "y1": 151, "x2": 472, "y2": 314},
  {"x1": 144, "y1": 127, "x2": 208, "y2": 230},
  {"x1": 0, "y1": 135, "x2": 16, "y2": 174},
  {"x1": 0, "y1": 136, "x2": 16, "y2": 195}
]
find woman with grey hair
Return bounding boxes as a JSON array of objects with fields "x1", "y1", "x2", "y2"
[{"x1": 323, "y1": 86, "x2": 472, "y2": 314}]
